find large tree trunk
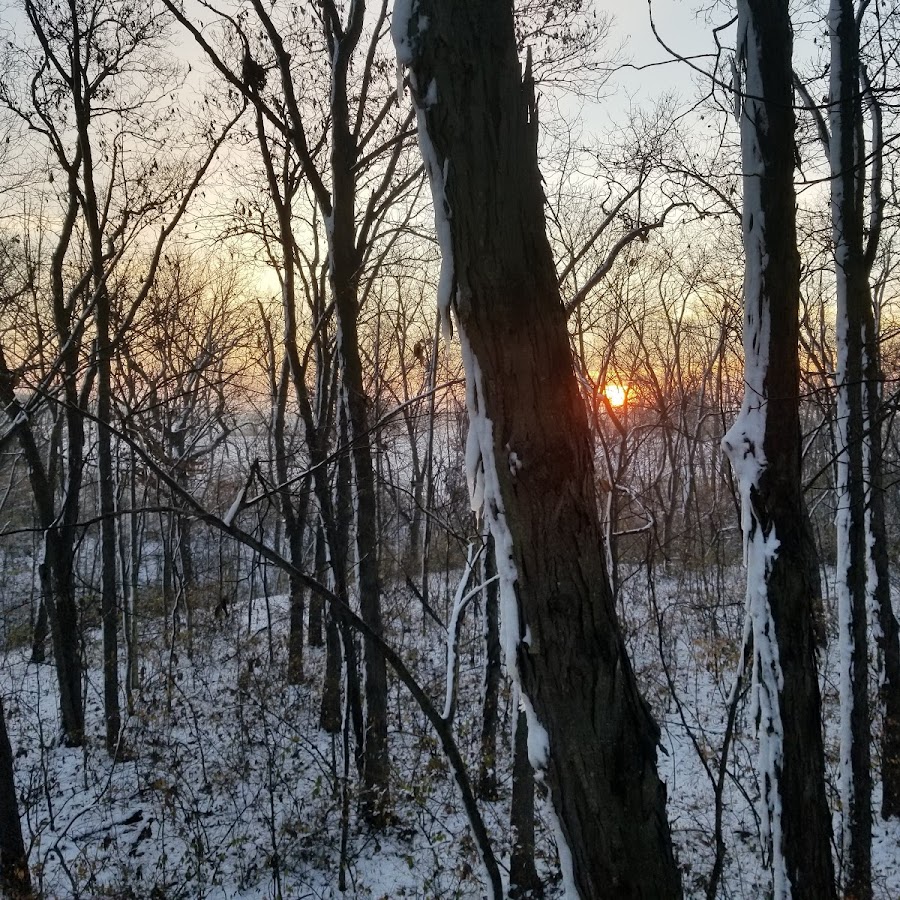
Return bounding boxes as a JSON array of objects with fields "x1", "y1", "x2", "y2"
[
  {"x1": 398, "y1": 3, "x2": 682, "y2": 896},
  {"x1": 722, "y1": 3, "x2": 836, "y2": 898},
  {"x1": 0, "y1": 694, "x2": 32, "y2": 899}
]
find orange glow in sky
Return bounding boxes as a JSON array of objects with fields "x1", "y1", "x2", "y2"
[{"x1": 604, "y1": 383, "x2": 628, "y2": 407}]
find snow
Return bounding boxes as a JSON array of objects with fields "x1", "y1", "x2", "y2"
[
  {"x1": 454, "y1": 317, "x2": 582, "y2": 893},
  {"x1": 456, "y1": 330, "x2": 520, "y2": 678},
  {"x1": 222, "y1": 484, "x2": 247, "y2": 527},
  {"x1": 827, "y1": 0, "x2": 865, "y2": 875},
  {"x1": 390, "y1": 0, "x2": 416, "y2": 67},
  {"x1": 391, "y1": 10, "x2": 453, "y2": 345},
  {"x1": 4, "y1": 562, "x2": 900, "y2": 898},
  {"x1": 415, "y1": 111, "x2": 454, "y2": 345},
  {"x1": 720, "y1": 6, "x2": 791, "y2": 896},
  {"x1": 542, "y1": 789, "x2": 578, "y2": 900},
  {"x1": 442, "y1": 544, "x2": 495, "y2": 720},
  {"x1": 2, "y1": 595, "x2": 500, "y2": 898}
]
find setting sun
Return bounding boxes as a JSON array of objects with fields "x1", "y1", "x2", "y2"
[{"x1": 603, "y1": 383, "x2": 628, "y2": 407}]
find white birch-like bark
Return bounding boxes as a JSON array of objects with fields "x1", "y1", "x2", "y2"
[{"x1": 721, "y1": 8, "x2": 789, "y2": 896}]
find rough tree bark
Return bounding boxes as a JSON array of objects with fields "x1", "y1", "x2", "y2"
[
  {"x1": 397, "y1": 1, "x2": 682, "y2": 895},
  {"x1": 509, "y1": 700, "x2": 542, "y2": 899},
  {"x1": 0, "y1": 694, "x2": 32, "y2": 899},
  {"x1": 722, "y1": 2, "x2": 836, "y2": 897}
]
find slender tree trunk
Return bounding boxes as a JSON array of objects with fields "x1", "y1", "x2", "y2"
[
  {"x1": 0, "y1": 339, "x2": 84, "y2": 747},
  {"x1": 419, "y1": 304, "x2": 441, "y2": 627},
  {"x1": 320, "y1": 608, "x2": 343, "y2": 734},
  {"x1": 0, "y1": 695, "x2": 31, "y2": 899},
  {"x1": 124, "y1": 462, "x2": 141, "y2": 715},
  {"x1": 172, "y1": 431, "x2": 194, "y2": 652},
  {"x1": 869, "y1": 325, "x2": 900, "y2": 818},
  {"x1": 29, "y1": 600, "x2": 47, "y2": 665},
  {"x1": 75, "y1": 45, "x2": 122, "y2": 755},
  {"x1": 873, "y1": 496, "x2": 900, "y2": 817},
  {"x1": 331, "y1": 107, "x2": 391, "y2": 830},
  {"x1": 287, "y1": 573, "x2": 306, "y2": 684},
  {"x1": 308, "y1": 525, "x2": 326, "y2": 648},
  {"x1": 477, "y1": 532, "x2": 501, "y2": 801},
  {"x1": 399, "y1": 4, "x2": 682, "y2": 895},
  {"x1": 97, "y1": 377, "x2": 122, "y2": 755},
  {"x1": 334, "y1": 404, "x2": 366, "y2": 772},
  {"x1": 271, "y1": 354, "x2": 309, "y2": 684},
  {"x1": 721, "y1": 3, "x2": 836, "y2": 897},
  {"x1": 830, "y1": 2, "x2": 873, "y2": 893},
  {"x1": 866, "y1": 358, "x2": 900, "y2": 818},
  {"x1": 41, "y1": 535, "x2": 84, "y2": 746},
  {"x1": 96, "y1": 352, "x2": 121, "y2": 754}
]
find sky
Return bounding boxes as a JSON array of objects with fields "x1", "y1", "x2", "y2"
[{"x1": 603, "y1": 0, "x2": 726, "y2": 117}]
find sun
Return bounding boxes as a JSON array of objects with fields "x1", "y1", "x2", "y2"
[{"x1": 603, "y1": 383, "x2": 628, "y2": 407}]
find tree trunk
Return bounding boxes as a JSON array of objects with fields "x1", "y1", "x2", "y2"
[
  {"x1": 274, "y1": 366, "x2": 308, "y2": 685},
  {"x1": 510, "y1": 700, "x2": 543, "y2": 899},
  {"x1": 95, "y1": 331, "x2": 122, "y2": 754},
  {"x1": 331, "y1": 102, "x2": 391, "y2": 831},
  {"x1": 0, "y1": 347, "x2": 84, "y2": 747},
  {"x1": 308, "y1": 525, "x2": 326, "y2": 648},
  {"x1": 40, "y1": 535, "x2": 85, "y2": 747},
  {"x1": 399, "y1": 4, "x2": 682, "y2": 895},
  {"x1": 721, "y1": 4, "x2": 836, "y2": 897},
  {"x1": 123, "y1": 466, "x2": 141, "y2": 715},
  {"x1": 0, "y1": 694, "x2": 31, "y2": 900},
  {"x1": 830, "y1": 3, "x2": 874, "y2": 895},
  {"x1": 418, "y1": 305, "x2": 441, "y2": 628},
  {"x1": 29, "y1": 600, "x2": 47, "y2": 665},
  {"x1": 477, "y1": 532, "x2": 501, "y2": 801},
  {"x1": 75, "y1": 51, "x2": 123, "y2": 755},
  {"x1": 287, "y1": 574, "x2": 306, "y2": 685},
  {"x1": 320, "y1": 609, "x2": 344, "y2": 734}
]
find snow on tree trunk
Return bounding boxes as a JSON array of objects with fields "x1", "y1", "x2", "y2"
[
  {"x1": 722, "y1": 3, "x2": 836, "y2": 898},
  {"x1": 829, "y1": 0, "x2": 873, "y2": 893},
  {"x1": 394, "y1": 1, "x2": 682, "y2": 896}
]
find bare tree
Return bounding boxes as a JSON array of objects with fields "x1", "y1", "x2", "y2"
[
  {"x1": 793, "y1": 2, "x2": 900, "y2": 887},
  {"x1": 396, "y1": 0, "x2": 682, "y2": 894},
  {"x1": 721, "y1": 2, "x2": 836, "y2": 896}
]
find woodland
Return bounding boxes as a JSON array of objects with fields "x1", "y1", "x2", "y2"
[{"x1": 0, "y1": 0, "x2": 899, "y2": 897}]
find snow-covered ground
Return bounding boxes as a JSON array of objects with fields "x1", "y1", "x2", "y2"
[{"x1": 2, "y1": 567, "x2": 899, "y2": 898}]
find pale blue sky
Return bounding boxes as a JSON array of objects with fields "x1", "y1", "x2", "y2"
[{"x1": 605, "y1": 0, "x2": 724, "y2": 112}]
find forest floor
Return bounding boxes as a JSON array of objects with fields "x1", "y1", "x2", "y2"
[{"x1": 2, "y1": 566, "x2": 900, "y2": 898}]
